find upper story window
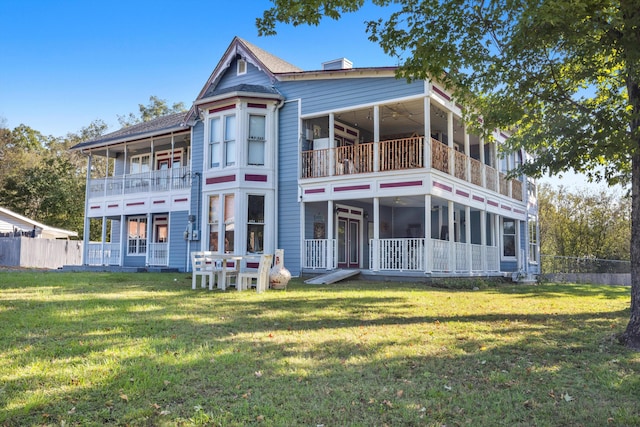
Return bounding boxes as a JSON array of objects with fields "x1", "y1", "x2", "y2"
[
  {"x1": 130, "y1": 154, "x2": 150, "y2": 174},
  {"x1": 208, "y1": 112, "x2": 236, "y2": 169},
  {"x1": 248, "y1": 114, "x2": 266, "y2": 166},
  {"x1": 237, "y1": 59, "x2": 247, "y2": 75}
]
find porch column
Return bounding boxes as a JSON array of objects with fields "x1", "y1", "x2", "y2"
[
  {"x1": 493, "y1": 138, "x2": 500, "y2": 193},
  {"x1": 480, "y1": 209, "x2": 487, "y2": 273},
  {"x1": 424, "y1": 194, "x2": 431, "y2": 273},
  {"x1": 104, "y1": 149, "x2": 109, "y2": 198},
  {"x1": 464, "y1": 127, "x2": 471, "y2": 182},
  {"x1": 373, "y1": 105, "x2": 380, "y2": 172},
  {"x1": 423, "y1": 94, "x2": 431, "y2": 170},
  {"x1": 170, "y1": 134, "x2": 175, "y2": 190},
  {"x1": 465, "y1": 205, "x2": 472, "y2": 275},
  {"x1": 448, "y1": 200, "x2": 455, "y2": 272},
  {"x1": 329, "y1": 113, "x2": 336, "y2": 177},
  {"x1": 123, "y1": 144, "x2": 128, "y2": 196},
  {"x1": 327, "y1": 200, "x2": 335, "y2": 269},
  {"x1": 300, "y1": 201, "x2": 305, "y2": 270},
  {"x1": 119, "y1": 215, "x2": 125, "y2": 267},
  {"x1": 146, "y1": 213, "x2": 152, "y2": 266},
  {"x1": 82, "y1": 154, "x2": 93, "y2": 266},
  {"x1": 447, "y1": 111, "x2": 454, "y2": 176},
  {"x1": 101, "y1": 217, "x2": 107, "y2": 265},
  {"x1": 479, "y1": 136, "x2": 486, "y2": 188},
  {"x1": 516, "y1": 219, "x2": 522, "y2": 271},
  {"x1": 494, "y1": 213, "x2": 500, "y2": 272},
  {"x1": 372, "y1": 197, "x2": 380, "y2": 271}
]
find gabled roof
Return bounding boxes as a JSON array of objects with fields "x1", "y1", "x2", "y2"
[
  {"x1": 0, "y1": 207, "x2": 78, "y2": 239},
  {"x1": 237, "y1": 37, "x2": 303, "y2": 74},
  {"x1": 70, "y1": 111, "x2": 189, "y2": 151}
]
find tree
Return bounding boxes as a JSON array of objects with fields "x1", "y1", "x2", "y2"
[
  {"x1": 538, "y1": 184, "x2": 631, "y2": 260},
  {"x1": 257, "y1": 0, "x2": 640, "y2": 349},
  {"x1": 117, "y1": 95, "x2": 186, "y2": 127}
]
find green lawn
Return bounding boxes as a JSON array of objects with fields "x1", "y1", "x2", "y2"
[{"x1": 0, "y1": 272, "x2": 638, "y2": 426}]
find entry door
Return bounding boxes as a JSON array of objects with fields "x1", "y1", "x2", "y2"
[{"x1": 337, "y1": 217, "x2": 360, "y2": 269}]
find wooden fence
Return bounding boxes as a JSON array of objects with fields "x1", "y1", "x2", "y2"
[{"x1": 0, "y1": 237, "x2": 82, "y2": 269}]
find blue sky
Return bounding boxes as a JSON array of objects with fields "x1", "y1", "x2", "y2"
[
  {"x1": 0, "y1": 0, "x2": 598, "y2": 189},
  {"x1": 0, "y1": 0, "x2": 396, "y2": 137}
]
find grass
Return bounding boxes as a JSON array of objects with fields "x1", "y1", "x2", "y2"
[{"x1": 0, "y1": 272, "x2": 638, "y2": 426}]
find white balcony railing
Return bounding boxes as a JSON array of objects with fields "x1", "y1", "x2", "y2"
[{"x1": 88, "y1": 166, "x2": 191, "y2": 199}]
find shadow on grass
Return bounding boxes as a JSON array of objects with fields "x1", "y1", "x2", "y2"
[{"x1": 0, "y1": 272, "x2": 638, "y2": 426}]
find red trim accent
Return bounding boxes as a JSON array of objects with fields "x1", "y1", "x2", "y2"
[
  {"x1": 206, "y1": 175, "x2": 236, "y2": 185},
  {"x1": 174, "y1": 198, "x2": 188, "y2": 202},
  {"x1": 208, "y1": 104, "x2": 235, "y2": 114},
  {"x1": 380, "y1": 180, "x2": 422, "y2": 188},
  {"x1": 305, "y1": 188, "x2": 325, "y2": 194},
  {"x1": 336, "y1": 207, "x2": 349, "y2": 213},
  {"x1": 246, "y1": 261, "x2": 259, "y2": 269},
  {"x1": 472, "y1": 195, "x2": 485, "y2": 202},
  {"x1": 432, "y1": 86, "x2": 451, "y2": 101},
  {"x1": 90, "y1": 205, "x2": 100, "y2": 209},
  {"x1": 501, "y1": 204, "x2": 513, "y2": 211},
  {"x1": 107, "y1": 204, "x2": 119, "y2": 208},
  {"x1": 500, "y1": 132, "x2": 509, "y2": 140},
  {"x1": 127, "y1": 202, "x2": 145, "y2": 207},
  {"x1": 245, "y1": 174, "x2": 267, "y2": 182},
  {"x1": 346, "y1": 128, "x2": 358, "y2": 136},
  {"x1": 334, "y1": 124, "x2": 345, "y2": 132},
  {"x1": 456, "y1": 190, "x2": 469, "y2": 197},
  {"x1": 433, "y1": 181, "x2": 453, "y2": 192},
  {"x1": 514, "y1": 209, "x2": 526, "y2": 214},
  {"x1": 153, "y1": 200, "x2": 166, "y2": 204},
  {"x1": 247, "y1": 103, "x2": 267, "y2": 109},
  {"x1": 334, "y1": 184, "x2": 370, "y2": 192},
  {"x1": 488, "y1": 200, "x2": 499, "y2": 207},
  {"x1": 155, "y1": 217, "x2": 167, "y2": 221}
]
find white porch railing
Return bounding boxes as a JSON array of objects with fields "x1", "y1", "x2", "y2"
[
  {"x1": 147, "y1": 243, "x2": 169, "y2": 266},
  {"x1": 375, "y1": 238, "x2": 425, "y2": 271},
  {"x1": 88, "y1": 166, "x2": 191, "y2": 199},
  {"x1": 87, "y1": 242, "x2": 121, "y2": 266},
  {"x1": 471, "y1": 244, "x2": 484, "y2": 272},
  {"x1": 486, "y1": 246, "x2": 500, "y2": 272},
  {"x1": 431, "y1": 239, "x2": 451, "y2": 272},
  {"x1": 304, "y1": 239, "x2": 337, "y2": 269},
  {"x1": 455, "y1": 242, "x2": 468, "y2": 272}
]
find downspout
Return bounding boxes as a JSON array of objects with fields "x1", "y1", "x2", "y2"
[{"x1": 274, "y1": 97, "x2": 287, "y2": 253}]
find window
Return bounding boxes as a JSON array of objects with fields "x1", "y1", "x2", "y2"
[
  {"x1": 248, "y1": 115, "x2": 266, "y2": 165},
  {"x1": 130, "y1": 154, "x2": 150, "y2": 174},
  {"x1": 528, "y1": 215, "x2": 538, "y2": 264},
  {"x1": 128, "y1": 217, "x2": 147, "y2": 255},
  {"x1": 224, "y1": 115, "x2": 236, "y2": 166},
  {"x1": 502, "y1": 218, "x2": 516, "y2": 258},
  {"x1": 237, "y1": 58, "x2": 247, "y2": 75},
  {"x1": 224, "y1": 194, "x2": 235, "y2": 253},
  {"x1": 209, "y1": 117, "x2": 221, "y2": 168},
  {"x1": 208, "y1": 195, "x2": 220, "y2": 251},
  {"x1": 247, "y1": 195, "x2": 265, "y2": 253}
]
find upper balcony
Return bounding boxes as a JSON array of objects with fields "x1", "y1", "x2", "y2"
[
  {"x1": 87, "y1": 166, "x2": 192, "y2": 200},
  {"x1": 301, "y1": 99, "x2": 524, "y2": 202},
  {"x1": 301, "y1": 136, "x2": 523, "y2": 202}
]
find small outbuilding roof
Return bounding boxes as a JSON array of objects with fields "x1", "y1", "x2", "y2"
[{"x1": 0, "y1": 207, "x2": 78, "y2": 239}]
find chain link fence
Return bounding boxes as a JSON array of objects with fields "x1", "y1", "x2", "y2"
[{"x1": 541, "y1": 255, "x2": 631, "y2": 274}]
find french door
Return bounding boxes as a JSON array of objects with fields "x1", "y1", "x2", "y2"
[{"x1": 337, "y1": 215, "x2": 360, "y2": 269}]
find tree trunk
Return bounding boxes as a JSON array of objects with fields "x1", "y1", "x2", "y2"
[
  {"x1": 620, "y1": 69, "x2": 640, "y2": 349},
  {"x1": 620, "y1": 152, "x2": 640, "y2": 349}
]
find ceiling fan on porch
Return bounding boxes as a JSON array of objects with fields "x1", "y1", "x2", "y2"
[{"x1": 393, "y1": 197, "x2": 408, "y2": 206}]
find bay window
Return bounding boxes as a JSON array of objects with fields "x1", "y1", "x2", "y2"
[
  {"x1": 208, "y1": 195, "x2": 220, "y2": 251},
  {"x1": 248, "y1": 115, "x2": 266, "y2": 165},
  {"x1": 247, "y1": 195, "x2": 265, "y2": 253}
]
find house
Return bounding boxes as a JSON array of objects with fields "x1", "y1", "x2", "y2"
[
  {"x1": 71, "y1": 36, "x2": 540, "y2": 280},
  {"x1": 0, "y1": 206, "x2": 78, "y2": 239}
]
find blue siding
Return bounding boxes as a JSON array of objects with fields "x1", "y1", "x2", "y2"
[
  {"x1": 277, "y1": 101, "x2": 301, "y2": 275},
  {"x1": 190, "y1": 121, "x2": 205, "y2": 241},
  {"x1": 278, "y1": 77, "x2": 424, "y2": 115},
  {"x1": 169, "y1": 211, "x2": 189, "y2": 271},
  {"x1": 215, "y1": 60, "x2": 272, "y2": 91}
]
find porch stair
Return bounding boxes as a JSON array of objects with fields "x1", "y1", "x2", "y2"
[{"x1": 304, "y1": 269, "x2": 360, "y2": 285}]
